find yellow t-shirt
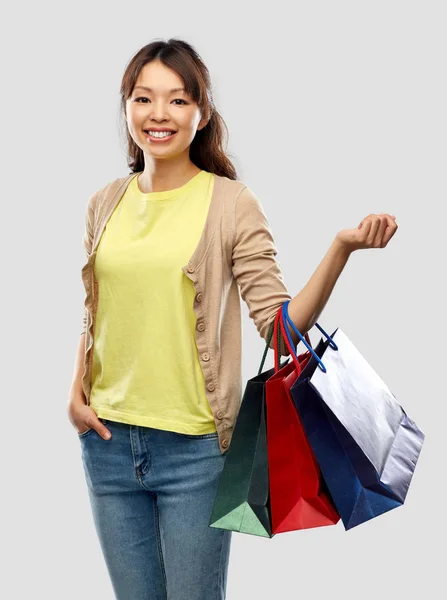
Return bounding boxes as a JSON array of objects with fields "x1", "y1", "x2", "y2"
[{"x1": 89, "y1": 170, "x2": 217, "y2": 434}]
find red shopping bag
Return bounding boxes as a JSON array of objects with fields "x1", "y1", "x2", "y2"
[{"x1": 266, "y1": 307, "x2": 340, "y2": 533}]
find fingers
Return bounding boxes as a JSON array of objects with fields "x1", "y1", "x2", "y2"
[
  {"x1": 97, "y1": 422, "x2": 112, "y2": 440},
  {"x1": 373, "y1": 216, "x2": 389, "y2": 247},
  {"x1": 77, "y1": 411, "x2": 112, "y2": 440},
  {"x1": 356, "y1": 219, "x2": 372, "y2": 248},
  {"x1": 359, "y1": 213, "x2": 398, "y2": 248},
  {"x1": 366, "y1": 216, "x2": 382, "y2": 246},
  {"x1": 358, "y1": 219, "x2": 371, "y2": 238},
  {"x1": 380, "y1": 214, "x2": 398, "y2": 246}
]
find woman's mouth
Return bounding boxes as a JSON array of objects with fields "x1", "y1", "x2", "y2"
[{"x1": 144, "y1": 130, "x2": 178, "y2": 143}]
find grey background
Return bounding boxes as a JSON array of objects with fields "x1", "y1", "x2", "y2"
[{"x1": 2, "y1": 1, "x2": 445, "y2": 598}]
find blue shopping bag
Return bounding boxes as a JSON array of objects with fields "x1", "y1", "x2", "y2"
[{"x1": 279, "y1": 301, "x2": 425, "y2": 530}]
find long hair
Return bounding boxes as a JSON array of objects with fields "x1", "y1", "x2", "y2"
[{"x1": 119, "y1": 38, "x2": 237, "y2": 180}]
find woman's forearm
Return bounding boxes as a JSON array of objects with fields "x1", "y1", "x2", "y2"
[
  {"x1": 69, "y1": 334, "x2": 87, "y2": 401},
  {"x1": 284, "y1": 236, "x2": 351, "y2": 347}
]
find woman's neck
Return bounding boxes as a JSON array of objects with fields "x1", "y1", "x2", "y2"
[{"x1": 138, "y1": 162, "x2": 202, "y2": 193}]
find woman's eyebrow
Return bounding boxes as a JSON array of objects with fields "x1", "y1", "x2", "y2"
[{"x1": 133, "y1": 86, "x2": 186, "y2": 93}]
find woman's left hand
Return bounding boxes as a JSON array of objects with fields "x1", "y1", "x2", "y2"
[{"x1": 336, "y1": 213, "x2": 398, "y2": 253}]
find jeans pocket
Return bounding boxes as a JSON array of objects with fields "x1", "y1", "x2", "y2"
[
  {"x1": 77, "y1": 418, "x2": 108, "y2": 438},
  {"x1": 77, "y1": 427, "x2": 94, "y2": 438}
]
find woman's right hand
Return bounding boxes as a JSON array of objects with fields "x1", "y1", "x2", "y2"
[{"x1": 67, "y1": 392, "x2": 112, "y2": 440}]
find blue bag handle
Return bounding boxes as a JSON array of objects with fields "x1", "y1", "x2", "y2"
[{"x1": 281, "y1": 300, "x2": 338, "y2": 373}]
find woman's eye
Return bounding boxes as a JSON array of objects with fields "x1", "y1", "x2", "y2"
[{"x1": 134, "y1": 97, "x2": 187, "y2": 105}]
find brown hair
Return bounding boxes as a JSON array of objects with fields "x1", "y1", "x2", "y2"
[{"x1": 119, "y1": 38, "x2": 238, "y2": 180}]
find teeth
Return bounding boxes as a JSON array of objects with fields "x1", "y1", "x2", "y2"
[{"x1": 146, "y1": 130, "x2": 175, "y2": 138}]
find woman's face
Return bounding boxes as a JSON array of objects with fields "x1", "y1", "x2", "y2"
[{"x1": 125, "y1": 59, "x2": 207, "y2": 162}]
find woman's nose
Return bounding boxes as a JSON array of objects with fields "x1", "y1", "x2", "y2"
[{"x1": 149, "y1": 102, "x2": 170, "y2": 121}]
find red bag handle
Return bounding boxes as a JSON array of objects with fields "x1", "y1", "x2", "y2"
[{"x1": 274, "y1": 305, "x2": 311, "y2": 374}]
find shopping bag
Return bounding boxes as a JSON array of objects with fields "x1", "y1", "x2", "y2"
[
  {"x1": 208, "y1": 315, "x2": 289, "y2": 538},
  {"x1": 280, "y1": 300, "x2": 425, "y2": 530},
  {"x1": 266, "y1": 308, "x2": 340, "y2": 533}
]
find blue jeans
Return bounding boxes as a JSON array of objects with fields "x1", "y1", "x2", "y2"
[{"x1": 78, "y1": 418, "x2": 232, "y2": 599}]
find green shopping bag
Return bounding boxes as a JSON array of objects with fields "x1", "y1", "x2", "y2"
[{"x1": 209, "y1": 318, "x2": 287, "y2": 538}]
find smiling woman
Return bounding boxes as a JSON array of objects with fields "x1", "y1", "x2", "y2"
[
  {"x1": 69, "y1": 35, "x2": 401, "y2": 600},
  {"x1": 123, "y1": 59, "x2": 208, "y2": 182},
  {"x1": 119, "y1": 41, "x2": 236, "y2": 193},
  {"x1": 70, "y1": 38, "x2": 240, "y2": 600}
]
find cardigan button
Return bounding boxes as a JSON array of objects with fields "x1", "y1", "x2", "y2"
[
  {"x1": 216, "y1": 410, "x2": 224, "y2": 419},
  {"x1": 187, "y1": 265, "x2": 195, "y2": 273},
  {"x1": 207, "y1": 382, "x2": 216, "y2": 392},
  {"x1": 202, "y1": 352, "x2": 210, "y2": 361},
  {"x1": 197, "y1": 322, "x2": 205, "y2": 331},
  {"x1": 196, "y1": 292, "x2": 203, "y2": 302},
  {"x1": 222, "y1": 439, "x2": 229, "y2": 448}
]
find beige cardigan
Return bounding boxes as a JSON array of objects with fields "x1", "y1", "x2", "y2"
[{"x1": 80, "y1": 171, "x2": 295, "y2": 454}]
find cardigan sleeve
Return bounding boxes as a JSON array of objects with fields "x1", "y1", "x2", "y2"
[
  {"x1": 231, "y1": 185, "x2": 297, "y2": 357},
  {"x1": 80, "y1": 191, "x2": 97, "y2": 335}
]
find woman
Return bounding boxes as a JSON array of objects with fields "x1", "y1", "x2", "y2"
[{"x1": 67, "y1": 38, "x2": 397, "y2": 600}]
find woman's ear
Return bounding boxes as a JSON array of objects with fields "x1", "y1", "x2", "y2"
[{"x1": 198, "y1": 116, "x2": 209, "y2": 131}]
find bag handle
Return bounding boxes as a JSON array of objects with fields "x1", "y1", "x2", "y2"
[
  {"x1": 280, "y1": 300, "x2": 338, "y2": 374},
  {"x1": 282, "y1": 301, "x2": 337, "y2": 351},
  {"x1": 257, "y1": 303, "x2": 311, "y2": 375},
  {"x1": 258, "y1": 310, "x2": 288, "y2": 375},
  {"x1": 278, "y1": 308, "x2": 307, "y2": 376},
  {"x1": 273, "y1": 305, "x2": 312, "y2": 373}
]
